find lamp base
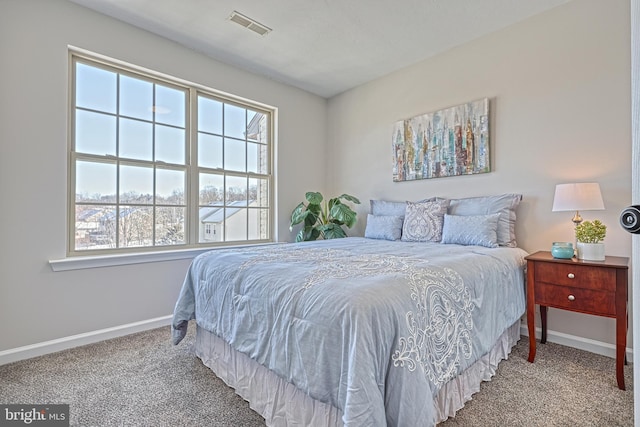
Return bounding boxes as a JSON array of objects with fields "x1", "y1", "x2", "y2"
[{"x1": 571, "y1": 211, "x2": 583, "y2": 225}]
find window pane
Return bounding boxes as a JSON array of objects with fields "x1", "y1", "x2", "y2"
[
  {"x1": 249, "y1": 178, "x2": 269, "y2": 207},
  {"x1": 156, "y1": 124, "x2": 185, "y2": 164},
  {"x1": 199, "y1": 173, "x2": 224, "y2": 205},
  {"x1": 224, "y1": 104, "x2": 246, "y2": 139},
  {"x1": 198, "y1": 96, "x2": 222, "y2": 135},
  {"x1": 76, "y1": 160, "x2": 116, "y2": 203},
  {"x1": 199, "y1": 206, "x2": 223, "y2": 243},
  {"x1": 120, "y1": 165, "x2": 153, "y2": 204},
  {"x1": 246, "y1": 111, "x2": 264, "y2": 142},
  {"x1": 247, "y1": 142, "x2": 258, "y2": 174},
  {"x1": 75, "y1": 110, "x2": 116, "y2": 156},
  {"x1": 155, "y1": 85, "x2": 185, "y2": 127},
  {"x1": 119, "y1": 118, "x2": 152, "y2": 161},
  {"x1": 119, "y1": 206, "x2": 153, "y2": 247},
  {"x1": 224, "y1": 138, "x2": 246, "y2": 172},
  {"x1": 156, "y1": 207, "x2": 185, "y2": 246},
  {"x1": 156, "y1": 168, "x2": 184, "y2": 205},
  {"x1": 198, "y1": 133, "x2": 223, "y2": 169},
  {"x1": 248, "y1": 208, "x2": 269, "y2": 240},
  {"x1": 120, "y1": 74, "x2": 152, "y2": 121},
  {"x1": 225, "y1": 208, "x2": 247, "y2": 241},
  {"x1": 226, "y1": 175, "x2": 247, "y2": 203},
  {"x1": 75, "y1": 205, "x2": 116, "y2": 250},
  {"x1": 76, "y1": 63, "x2": 116, "y2": 113},
  {"x1": 247, "y1": 142, "x2": 269, "y2": 174}
]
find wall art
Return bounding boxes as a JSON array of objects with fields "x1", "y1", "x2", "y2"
[{"x1": 392, "y1": 98, "x2": 490, "y2": 182}]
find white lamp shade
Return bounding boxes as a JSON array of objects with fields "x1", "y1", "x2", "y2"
[{"x1": 552, "y1": 183, "x2": 605, "y2": 212}]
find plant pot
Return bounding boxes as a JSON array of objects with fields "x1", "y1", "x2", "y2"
[{"x1": 576, "y1": 242, "x2": 605, "y2": 261}]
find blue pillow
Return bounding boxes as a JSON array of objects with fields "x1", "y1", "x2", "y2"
[
  {"x1": 447, "y1": 194, "x2": 521, "y2": 247},
  {"x1": 364, "y1": 214, "x2": 404, "y2": 241},
  {"x1": 441, "y1": 213, "x2": 500, "y2": 248},
  {"x1": 370, "y1": 200, "x2": 407, "y2": 217}
]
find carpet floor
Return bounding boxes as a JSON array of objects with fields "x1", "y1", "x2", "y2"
[{"x1": 0, "y1": 324, "x2": 633, "y2": 426}]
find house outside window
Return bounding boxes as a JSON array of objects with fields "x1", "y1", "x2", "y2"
[{"x1": 70, "y1": 51, "x2": 273, "y2": 255}]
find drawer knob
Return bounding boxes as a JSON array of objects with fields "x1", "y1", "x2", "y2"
[
  {"x1": 568, "y1": 294, "x2": 576, "y2": 301},
  {"x1": 567, "y1": 273, "x2": 575, "y2": 279}
]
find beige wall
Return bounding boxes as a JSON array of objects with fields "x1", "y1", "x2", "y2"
[
  {"x1": 0, "y1": 0, "x2": 327, "y2": 352},
  {"x1": 0, "y1": 0, "x2": 633, "y2": 357},
  {"x1": 327, "y1": 0, "x2": 633, "y2": 348}
]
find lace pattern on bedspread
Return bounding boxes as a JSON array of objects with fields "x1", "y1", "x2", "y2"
[
  {"x1": 392, "y1": 267, "x2": 474, "y2": 388},
  {"x1": 240, "y1": 244, "x2": 474, "y2": 387},
  {"x1": 240, "y1": 246, "x2": 419, "y2": 289}
]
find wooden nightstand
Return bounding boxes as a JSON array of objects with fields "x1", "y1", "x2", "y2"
[{"x1": 525, "y1": 251, "x2": 629, "y2": 390}]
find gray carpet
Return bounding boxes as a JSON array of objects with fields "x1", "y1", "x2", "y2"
[{"x1": 0, "y1": 324, "x2": 633, "y2": 426}]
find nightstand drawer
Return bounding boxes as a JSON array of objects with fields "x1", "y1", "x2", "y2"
[
  {"x1": 534, "y1": 282, "x2": 615, "y2": 316},
  {"x1": 535, "y1": 262, "x2": 616, "y2": 292}
]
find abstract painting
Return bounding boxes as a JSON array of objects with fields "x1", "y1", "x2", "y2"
[{"x1": 392, "y1": 98, "x2": 490, "y2": 182}]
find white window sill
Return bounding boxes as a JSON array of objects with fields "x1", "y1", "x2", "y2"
[{"x1": 49, "y1": 242, "x2": 280, "y2": 272}]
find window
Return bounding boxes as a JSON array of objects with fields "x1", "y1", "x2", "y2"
[{"x1": 70, "y1": 52, "x2": 273, "y2": 255}]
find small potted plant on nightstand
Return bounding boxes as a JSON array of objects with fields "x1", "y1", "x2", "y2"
[{"x1": 575, "y1": 219, "x2": 607, "y2": 261}]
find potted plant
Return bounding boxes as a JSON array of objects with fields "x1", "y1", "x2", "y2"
[
  {"x1": 575, "y1": 219, "x2": 607, "y2": 261},
  {"x1": 289, "y1": 192, "x2": 361, "y2": 242}
]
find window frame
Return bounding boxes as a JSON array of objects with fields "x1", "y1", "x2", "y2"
[{"x1": 68, "y1": 49, "x2": 275, "y2": 257}]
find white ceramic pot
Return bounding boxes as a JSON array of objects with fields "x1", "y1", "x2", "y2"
[{"x1": 576, "y1": 242, "x2": 605, "y2": 261}]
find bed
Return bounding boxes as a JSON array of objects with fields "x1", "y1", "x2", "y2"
[{"x1": 172, "y1": 194, "x2": 526, "y2": 426}]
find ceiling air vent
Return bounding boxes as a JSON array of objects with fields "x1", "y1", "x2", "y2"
[{"x1": 228, "y1": 11, "x2": 272, "y2": 36}]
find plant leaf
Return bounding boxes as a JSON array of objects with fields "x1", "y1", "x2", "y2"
[
  {"x1": 319, "y1": 223, "x2": 347, "y2": 239},
  {"x1": 307, "y1": 202, "x2": 322, "y2": 216},
  {"x1": 289, "y1": 202, "x2": 308, "y2": 227},
  {"x1": 575, "y1": 219, "x2": 606, "y2": 243},
  {"x1": 337, "y1": 194, "x2": 361, "y2": 205},
  {"x1": 330, "y1": 203, "x2": 357, "y2": 228},
  {"x1": 295, "y1": 228, "x2": 306, "y2": 242},
  {"x1": 296, "y1": 226, "x2": 320, "y2": 242},
  {"x1": 305, "y1": 192, "x2": 323, "y2": 205},
  {"x1": 304, "y1": 212, "x2": 319, "y2": 227}
]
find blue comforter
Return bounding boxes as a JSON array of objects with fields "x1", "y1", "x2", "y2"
[{"x1": 172, "y1": 237, "x2": 527, "y2": 426}]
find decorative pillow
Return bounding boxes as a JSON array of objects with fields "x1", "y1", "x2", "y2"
[
  {"x1": 401, "y1": 199, "x2": 449, "y2": 242},
  {"x1": 370, "y1": 200, "x2": 407, "y2": 218},
  {"x1": 441, "y1": 213, "x2": 500, "y2": 248},
  {"x1": 364, "y1": 214, "x2": 404, "y2": 241},
  {"x1": 447, "y1": 193, "x2": 522, "y2": 247},
  {"x1": 415, "y1": 196, "x2": 439, "y2": 203}
]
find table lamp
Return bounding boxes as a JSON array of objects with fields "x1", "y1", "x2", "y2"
[
  {"x1": 552, "y1": 182, "x2": 605, "y2": 258},
  {"x1": 552, "y1": 182, "x2": 605, "y2": 225}
]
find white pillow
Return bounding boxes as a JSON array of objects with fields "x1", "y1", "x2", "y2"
[{"x1": 441, "y1": 213, "x2": 500, "y2": 248}]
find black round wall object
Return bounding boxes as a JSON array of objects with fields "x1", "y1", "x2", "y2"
[{"x1": 620, "y1": 205, "x2": 640, "y2": 234}]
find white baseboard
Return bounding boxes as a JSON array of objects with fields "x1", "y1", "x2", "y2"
[
  {"x1": 0, "y1": 315, "x2": 173, "y2": 366},
  {"x1": 0, "y1": 318, "x2": 631, "y2": 367},
  {"x1": 520, "y1": 324, "x2": 634, "y2": 361}
]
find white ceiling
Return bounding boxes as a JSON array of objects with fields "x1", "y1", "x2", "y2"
[{"x1": 69, "y1": 0, "x2": 570, "y2": 98}]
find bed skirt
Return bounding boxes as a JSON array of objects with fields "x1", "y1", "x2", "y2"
[{"x1": 195, "y1": 319, "x2": 521, "y2": 426}]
